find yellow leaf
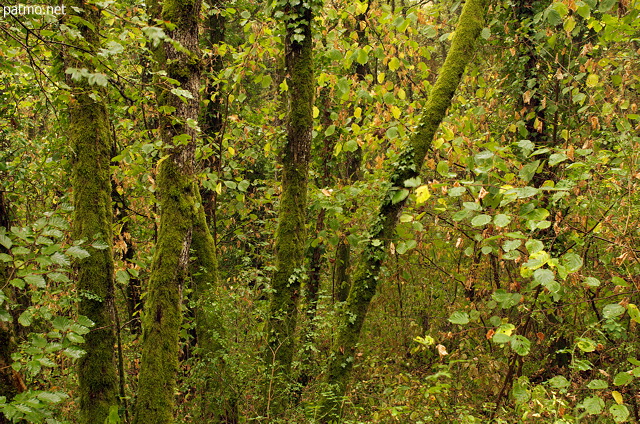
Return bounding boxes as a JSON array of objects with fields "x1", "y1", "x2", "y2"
[
  {"x1": 416, "y1": 185, "x2": 431, "y2": 204},
  {"x1": 377, "y1": 72, "x2": 386, "y2": 84},
  {"x1": 313, "y1": 106, "x2": 319, "y2": 119},
  {"x1": 354, "y1": 107, "x2": 362, "y2": 119},
  {"x1": 391, "y1": 106, "x2": 401, "y2": 119},
  {"x1": 612, "y1": 390, "x2": 623, "y2": 405},
  {"x1": 586, "y1": 74, "x2": 599, "y2": 88}
]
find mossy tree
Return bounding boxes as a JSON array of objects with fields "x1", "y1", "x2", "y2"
[
  {"x1": 132, "y1": 0, "x2": 203, "y2": 421},
  {"x1": 317, "y1": 0, "x2": 487, "y2": 420},
  {"x1": 63, "y1": 0, "x2": 119, "y2": 422},
  {"x1": 264, "y1": 0, "x2": 315, "y2": 417}
]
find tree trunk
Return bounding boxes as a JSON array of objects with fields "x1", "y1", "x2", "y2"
[
  {"x1": 317, "y1": 0, "x2": 486, "y2": 420},
  {"x1": 64, "y1": 1, "x2": 119, "y2": 421},
  {"x1": 132, "y1": 0, "x2": 202, "y2": 421},
  {"x1": 264, "y1": 0, "x2": 314, "y2": 417}
]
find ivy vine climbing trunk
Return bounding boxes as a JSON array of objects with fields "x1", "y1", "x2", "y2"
[
  {"x1": 317, "y1": 0, "x2": 486, "y2": 420},
  {"x1": 64, "y1": 1, "x2": 119, "y2": 422},
  {"x1": 132, "y1": 0, "x2": 202, "y2": 420},
  {"x1": 264, "y1": 0, "x2": 314, "y2": 417}
]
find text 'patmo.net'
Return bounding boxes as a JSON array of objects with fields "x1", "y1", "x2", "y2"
[{"x1": 3, "y1": 4, "x2": 66, "y2": 17}]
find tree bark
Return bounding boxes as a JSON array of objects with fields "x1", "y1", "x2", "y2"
[
  {"x1": 63, "y1": 1, "x2": 119, "y2": 421},
  {"x1": 264, "y1": 0, "x2": 314, "y2": 417},
  {"x1": 132, "y1": 0, "x2": 202, "y2": 421},
  {"x1": 317, "y1": 0, "x2": 486, "y2": 420}
]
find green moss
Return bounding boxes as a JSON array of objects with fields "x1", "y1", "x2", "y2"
[
  {"x1": 64, "y1": 1, "x2": 120, "y2": 419},
  {"x1": 133, "y1": 0, "x2": 202, "y2": 420},
  {"x1": 317, "y1": 0, "x2": 486, "y2": 420},
  {"x1": 264, "y1": 2, "x2": 314, "y2": 418},
  {"x1": 133, "y1": 159, "x2": 194, "y2": 424}
]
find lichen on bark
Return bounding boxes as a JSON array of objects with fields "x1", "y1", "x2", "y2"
[{"x1": 317, "y1": 0, "x2": 487, "y2": 420}]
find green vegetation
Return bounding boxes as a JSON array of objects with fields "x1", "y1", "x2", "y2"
[{"x1": 1, "y1": 0, "x2": 639, "y2": 423}]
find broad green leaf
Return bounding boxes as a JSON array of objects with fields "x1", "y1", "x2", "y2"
[
  {"x1": 391, "y1": 189, "x2": 409, "y2": 205},
  {"x1": 610, "y1": 404, "x2": 630, "y2": 423},
  {"x1": 0, "y1": 233, "x2": 12, "y2": 249},
  {"x1": 533, "y1": 268, "x2": 555, "y2": 286},
  {"x1": 471, "y1": 214, "x2": 491, "y2": 227},
  {"x1": 587, "y1": 379, "x2": 608, "y2": 389},
  {"x1": 503, "y1": 239, "x2": 521, "y2": 252},
  {"x1": 493, "y1": 214, "x2": 511, "y2": 227},
  {"x1": 627, "y1": 304, "x2": 640, "y2": 323},
  {"x1": 584, "y1": 277, "x2": 600, "y2": 287},
  {"x1": 603, "y1": 303, "x2": 625, "y2": 319},
  {"x1": 577, "y1": 337, "x2": 597, "y2": 352},
  {"x1": 547, "y1": 375, "x2": 570, "y2": 388},
  {"x1": 66, "y1": 246, "x2": 90, "y2": 259},
  {"x1": 613, "y1": 372, "x2": 632, "y2": 386},
  {"x1": 580, "y1": 395, "x2": 604, "y2": 415},
  {"x1": 448, "y1": 311, "x2": 469, "y2": 325},
  {"x1": 24, "y1": 274, "x2": 46, "y2": 288},
  {"x1": 561, "y1": 252, "x2": 583, "y2": 272},
  {"x1": 510, "y1": 335, "x2": 531, "y2": 356},
  {"x1": 525, "y1": 239, "x2": 544, "y2": 254}
]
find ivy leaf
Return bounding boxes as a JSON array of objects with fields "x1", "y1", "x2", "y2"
[{"x1": 448, "y1": 311, "x2": 469, "y2": 325}]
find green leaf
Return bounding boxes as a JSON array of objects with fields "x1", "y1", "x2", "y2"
[
  {"x1": 436, "y1": 161, "x2": 449, "y2": 176},
  {"x1": 580, "y1": 395, "x2": 604, "y2": 415},
  {"x1": 547, "y1": 375, "x2": 570, "y2": 388},
  {"x1": 24, "y1": 274, "x2": 46, "y2": 288},
  {"x1": 448, "y1": 186, "x2": 466, "y2": 197},
  {"x1": 63, "y1": 347, "x2": 86, "y2": 359},
  {"x1": 448, "y1": 311, "x2": 469, "y2": 325},
  {"x1": 396, "y1": 240, "x2": 417, "y2": 255},
  {"x1": 610, "y1": 404, "x2": 630, "y2": 423},
  {"x1": 603, "y1": 303, "x2": 625, "y2": 319},
  {"x1": 533, "y1": 268, "x2": 555, "y2": 286},
  {"x1": 493, "y1": 214, "x2": 511, "y2": 227},
  {"x1": 586, "y1": 379, "x2": 608, "y2": 389},
  {"x1": 613, "y1": 372, "x2": 632, "y2": 386},
  {"x1": 77, "y1": 315, "x2": 95, "y2": 328},
  {"x1": 503, "y1": 239, "x2": 521, "y2": 252},
  {"x1": 627, "y1": 304, "x2": 640, "y2": 323},
  {"x1": 510, "y1": 335, "x2": 531, "y2": 356},
  {"x1": 519, "y1": 160, "x2": 540, "y2": 183},
  {"x1": 66, "y1": 246, "x2": 90, "y2": 259},
  {"x1": 561, "y1": 252, "x2": 583, "y2": 272},
  {"x1": 525, "y1": 239, "x2": 544, "y2": 254},
  {"x1": 471, "y1": 214, "x2": 491, "y2": 227},
  {"x1": 584, "y1": 277, "x2": 601, "y2": 287},
  {"x1": 577, "y1": 337, "x2": 597, "y2": 352},
  {"x1": 0, "y1": 233, "x2": 12, "y2": 250},
  {"x1": 391, "y1": 189, "x2": 409, "y2": 205}
]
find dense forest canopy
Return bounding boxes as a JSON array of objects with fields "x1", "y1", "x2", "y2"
[{"x1": 0, "y1": 0, "x2": 639, "y2": 422}]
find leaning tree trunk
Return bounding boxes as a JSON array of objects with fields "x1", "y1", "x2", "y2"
[
  {"x1": 264, "y1": 0, "x2": 314, "y2": 418},
  {"x1": 132, "y1": 0, "x2": 202, "y2": 421},
  {"x1": 64, "y1": 1, "x2": 119, "y2": 422},
  {"x1": 317, "y1": 0, "x2": 486, "y2": 420}
]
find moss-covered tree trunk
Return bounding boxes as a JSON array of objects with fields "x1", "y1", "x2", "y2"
[
  {"x1": 132, "y1": 0, "x2": 201, "y2": 421},
  {"x1": 264, "y1": 0, "x2": 314, "y2": 417},
  {"x1": 63, "y1": 1, "x2": 119, "y2": 422},
  {"x1": 317, "y1": 0, "x2": 486, "y2": 420}
]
